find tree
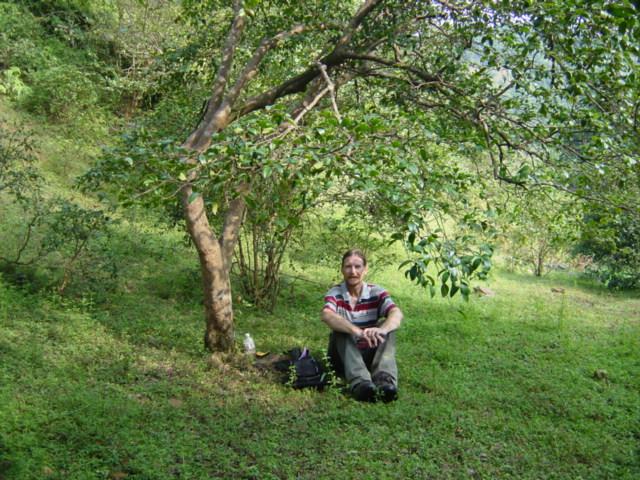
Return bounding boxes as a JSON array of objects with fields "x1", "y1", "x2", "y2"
[
  {"x1": 498, "y1": 189, "x2": 579, "y2": 277},
  {"x1": 326, "y1": 0, "x2": 640, "y2": 292},
  {"x1": 85, "y1": 0, "x2": 640, "y2": 352}
]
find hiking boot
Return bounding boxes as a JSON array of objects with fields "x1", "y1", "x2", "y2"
[
  {"x1": 351, "y1": 381, "x2": 377, "y2": 402},
  {"x1": 372, "y1": 372, "x2": 398, "y2": 403}
]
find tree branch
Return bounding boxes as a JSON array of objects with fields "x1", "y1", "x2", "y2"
[
  {"x1": 225, "y1": 23, "x2": 307, "y2": 108},
  {"x1": 256, "y1": 84, "x2": 332, "y2": 145},
  {"x1": 184, "y1": 0, "x2": 246, "y2": 150},
  {"x1": 341, "y1": 52, "x2": 441, "y2": 84},
  {"x1": 317, "y1": 62, "x2": 342, "y2": 122},
  {"x1": 206, "y1": 0, "x2": 245, "y2": 110},
  {"x1": 220, "y1": 184, "x2": 249, "y2": 273},
  {"x1": 334, "y1": 0, "x2": 384, "y2": 49},
  {"x1": 0, "y1": 211, "x2": 40, "y2": 265},
  {"x1": 233, "y1": 0, "x2": 383, "y2": 119}
]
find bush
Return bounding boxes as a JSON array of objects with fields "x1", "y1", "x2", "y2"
[
  {"x1": 0, "y1": 4, "x2": 43, "y2": 74},
  {"x1": 0, "y1": 118, "x2": 40, "y2": 200},
  {"x1": 0, "y1": 67, "x2": 31, "y2": 99},
  {"x1": 0, "y1": 119, "x2": 118, "y2": 299},
  {"x1": 576, "y1": 210, "x2": 640, "y2": 290},
  {"x1": 0, "y1": 2, "x2": 118, "y2": 124},
  {"x1": 21, "y1": 64, "x2": 100, "y2": 121},
  {"x1": 0, "y1": 196, "x2": 119, "y2": 300}
]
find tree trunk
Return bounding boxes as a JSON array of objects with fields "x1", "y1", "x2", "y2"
[
  {"x1": 201, "y1": 255, "x2": 235, "y2": 352},
  {"x1": 181, "y1": 181, "x2": 238, "y2": 351}
]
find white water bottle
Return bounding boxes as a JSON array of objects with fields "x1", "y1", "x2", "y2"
[{"x1": 243, "y1": 333, "x2": 256, "y2": 355}]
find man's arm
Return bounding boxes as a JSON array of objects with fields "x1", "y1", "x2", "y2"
[
  {"x1": 321, "y1": 309, "x2": 364, "y2": 337},
  {"x1": 378, "y1": 306, "x2": 403, "y2": 334},
  {"x1": 363, "y1": 306, "x2": 403, "y2": 347}
]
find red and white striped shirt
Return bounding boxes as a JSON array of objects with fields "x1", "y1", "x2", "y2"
[{"x1": 323, "y1": 282, "x2": 397, "y2": 329}]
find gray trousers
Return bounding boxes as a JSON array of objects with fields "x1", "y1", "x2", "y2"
[{"x1": 328, "y1": 331, "x2": 398, "y2": 389}]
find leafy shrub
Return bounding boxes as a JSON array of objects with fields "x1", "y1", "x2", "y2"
[
  {"x1": 21, "y1": 65, "x2": 100, "y2": 121},
  {"x1": 289, "y1": 209, "x2": 400, "y2": 276},
  {"x1": 498, "y1": 191, "x2": 579, "y2": 277},
  {"x1": 0, "y1": 2, "x2": 120, "y2": 124},
  {"x1": 0, "y1": 4, "x2": 43, "y2": 73},
  {"x1": 576, "y1": 210, "x2": 640, "y2": 290},
  {"x1": 12, "y1": 0, "x2": 99, "y2": 46},
  {"x1": 0, "y1": 3, "x2": 40, "y2": 46},
  {"x1": 0, "y1": 118, "x2": 41, "y2": 200},
  {"x1": 0, "y1": 67, "x2": 31, "y2": 99},
  {"x1": 0, "y1": 120, "x2": 118, "y2": 299},
  {"x1": 0, "y1": 196, "x2": 119, "y2": 298}
]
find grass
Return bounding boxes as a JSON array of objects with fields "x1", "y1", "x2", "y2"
[
  {"x1": 1, "y1": 221, "x2": 639, "y2": 479},
  {"x1": 1, "y1": 96, "x2": 638, "y2": 479}
]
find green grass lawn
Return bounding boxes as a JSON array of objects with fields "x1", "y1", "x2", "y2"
[{"x1": 1, "y1": 226, "x2": 639, "y2": 480}]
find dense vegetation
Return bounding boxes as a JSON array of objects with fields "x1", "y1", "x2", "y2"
[{"x1": 1, "y1": 1, "x2": 639, "y2": 478}]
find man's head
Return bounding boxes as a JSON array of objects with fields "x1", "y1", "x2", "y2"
[{"x1": 341, "y1": 249, "x2": 368, "y2": 289}]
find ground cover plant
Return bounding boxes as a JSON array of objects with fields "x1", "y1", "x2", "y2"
[{"x1": 1, "y1": 226, "x2": 638, "y2": 478}]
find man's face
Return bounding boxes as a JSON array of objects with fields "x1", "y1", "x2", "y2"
[{"x1": 341, "y1": 255, "x2": 367, "y2": 288}]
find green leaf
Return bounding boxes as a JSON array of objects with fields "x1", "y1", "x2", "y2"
[
  {"x1": 398, "y1": 259, "x2": 413, "y2": 269},
  {"x1": 441, "y1": 283, "x2": 449, "y2": 297},
  {"x1": 188, "y1": 191, "x2": 200, "y2": 204},
  {"x1": 409, "y1": 265, "x2": 418, "y2": 281}
]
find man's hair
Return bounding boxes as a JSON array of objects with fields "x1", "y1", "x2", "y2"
[{"x1": 341, "y1": 248, "x2": 367, "y2": 267}]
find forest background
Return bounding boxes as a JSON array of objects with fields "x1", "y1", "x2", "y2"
[{"x1": 0, "y1": 1, "x2": 639, "y2": 478}]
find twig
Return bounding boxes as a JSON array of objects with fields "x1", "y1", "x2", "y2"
[
  {"x1": 317, "y1": 63, "x2": 342, "y2": 123},
  {"x1": 256, "y1": 86, "x2": 331, "y2": 146},
  {"x1": 0, "y1": 211, "x2": 41, "y2": 265}
]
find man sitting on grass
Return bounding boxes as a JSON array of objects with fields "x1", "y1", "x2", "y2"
[{"x1": 321, "y1": 249, "x2": 403, "y2": 402}]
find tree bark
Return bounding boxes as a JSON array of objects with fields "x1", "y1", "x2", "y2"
[{"x1": 181, "y1": 179, "x2": 239, "y2": 351}]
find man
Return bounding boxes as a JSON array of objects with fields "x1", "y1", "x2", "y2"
[{"x1": 321, "y1": 249, "x2": 403, "y2": 402}]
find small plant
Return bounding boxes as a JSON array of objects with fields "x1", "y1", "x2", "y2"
[
  {"x1": 0, "y1": 67, "x2": 32, "y2": 99},
  {"x1": 0, "y1": 118, "x2": 40, "y2": 201}
]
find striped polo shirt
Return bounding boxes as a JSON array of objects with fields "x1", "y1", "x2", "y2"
[{"x1": 323, "y1": 282, "x2": 397, "y2": 329}]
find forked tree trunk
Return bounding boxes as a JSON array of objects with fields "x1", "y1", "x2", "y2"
[{"x1": 181, "y1": 179, "x2": 240, "y2": 351}]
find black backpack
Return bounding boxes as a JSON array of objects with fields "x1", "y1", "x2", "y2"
[{"x1": 275, "y1": 347, "x2": 328, "y2": 389}]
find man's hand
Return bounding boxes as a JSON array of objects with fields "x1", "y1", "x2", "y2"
[{"x1": 362, "y1": 327, "x2": 387, "y2": 348}]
